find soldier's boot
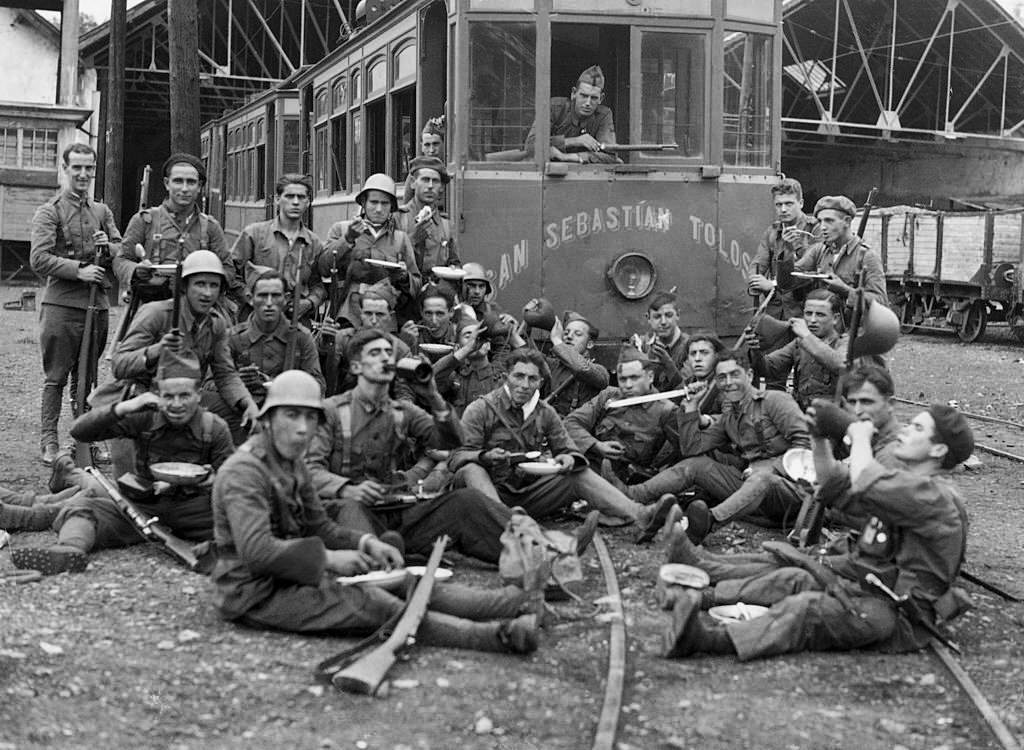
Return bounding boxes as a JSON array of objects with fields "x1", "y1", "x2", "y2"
[
  {"x1": 11, "y1": 545, "x2": 88, "y2": 576},
  {"x1": 48, "y1": 450, "x2": 76, "y2": 493},
  {"x1": 662, "y1": 589, "x2": 734, "y2": 658},
  {"x1": 0, "y1": 501, "x2": 60, "y2": 532},
  {"x1": 684, "y1": 500, "x2": 714, "y2": 545},
  {"x1": 664, "y1": 505, "x2": 703, "y2": 566},
  {"x1": 573, "y1": 510, "x2": 600, "y2": 556},
  {"x1": 419, "y1": 611, "x2": 539, "y2": 655},
  {"x1": 636, "y1": 494, "x2": 679, "y2": 543}
]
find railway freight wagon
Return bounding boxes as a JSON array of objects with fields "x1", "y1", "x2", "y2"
[
  {"x1": 282, "y1": 0, "x2": 782, "y2": 363},
  {"x1": 860, "y1": 207, "x2": 1024, "y2": 343}
]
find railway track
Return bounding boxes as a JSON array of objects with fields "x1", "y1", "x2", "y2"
[{"x1": 894, "y1": 397, "x2": 1024, "y2": 463}]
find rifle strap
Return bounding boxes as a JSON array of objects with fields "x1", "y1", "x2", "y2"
[
  {"x1": 481, "y1": 397, "x2": 530, "y2": 451},
  {"x1": 337, "y1": 398, "x2": 406, "y2": 477}
]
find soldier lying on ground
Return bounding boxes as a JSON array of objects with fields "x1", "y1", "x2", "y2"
[
  {"x1": 451, "y1": 347, "x2": 675, "y2": 541},
  {"x1": 210, "y1": 369, "x2": 541, "y2": 655},
  {"x1": 10, "y1": 350, "x2": 234, "y2": 575},
  {"x1": 660, "y1": 404, "x2": 973, "y2": 660}
]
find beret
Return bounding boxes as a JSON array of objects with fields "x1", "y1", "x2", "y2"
[
  {"x1": 927, "y1": 404, "x2": 974, "y2": 468},
  {"x1": 813, "y1": 195, "x2": 857, "y2": 218}
]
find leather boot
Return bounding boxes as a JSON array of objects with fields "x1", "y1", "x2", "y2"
[
  {"x1": 497, "y1": 614, "x2": 539, "y2": 655},
  {"x1": 11, "y1": 544, "x2": 88, "y2": 575},
  {"x1": 662, "y1": 589, "x2": 734, "y2": 658},
  {"x1": 684, "y1": 500, "x2": 713, "y2": 545},
  {"x1": 573, "y1": 510, "x2": 600, "y2": 556}
]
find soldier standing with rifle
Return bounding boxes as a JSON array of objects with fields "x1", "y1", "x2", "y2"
[
  {"x1": 210, "y1": 370, "x2": 541, "y2": 655},
  {"x1": 30, "y1": 143, "x2": 122, "y2": 466}
]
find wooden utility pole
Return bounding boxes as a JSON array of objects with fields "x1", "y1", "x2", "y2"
[
  {"x1": 103, "y1": 0, "x2": 127, "y2": 219},
  {"x1": 168, "y1": 0, "x2": 201, "y2": 155},
  {"x1": 57, "y1": 0, "x2": 80, "y2": 106}
]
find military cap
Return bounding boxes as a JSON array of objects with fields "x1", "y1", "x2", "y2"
[
  {"x1": 156, "y1": 348, "x2": 201, "y2": 382},
  {"x1": 564, "y1": 310, "x2": 599, "y2": 340},
  {"x1": 245, "y1": 262, "x2": 278, "y2": 296},
  {"x1": 359, "y1": 279, "x2": 397, "y2": 309},
  {"x1": 576, "y1": 65, "x2": 605, "y2": 90},
  {"x1": 162, "y1": 152, "x2": 207, "y2": 184},
  {"x1": 617, "y1": 345, "x2": 651, "y2": 367},
  {"x1": 408, "y1": 156, "x2": 451, "y2": 184},
  {"x1": 813, "y1": 195, "x2": 857, "y2": 218},
  {"x1": 927, "y1": 404, "x2": 975, "y2": 468}
]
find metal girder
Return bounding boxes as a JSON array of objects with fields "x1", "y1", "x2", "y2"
[
  {"x1": 950, "y1": 46, "x2": 1009, "y2": 128},
  {"x1": 245, "y1": 0, "x2": 296, "y2": 74},
  {"x1": 894, "y1": 1, "x2": 953, "y2": 115},
  {"x1": 840, "y1": 0, "x2": 886, "y2": 117},
  {"x1": 782, "y1": 29, "x2": 829, "y2": 120}
]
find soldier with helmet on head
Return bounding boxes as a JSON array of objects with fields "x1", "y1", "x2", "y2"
[
  {"x1": 459, "y1": 261, "x2": 525, "y2": 369},
  {"x1": 114, "y1": 153, "x2": 237, "y2": 313},
  {"x1": 525, "y1": 65, "x2": 621, "y2": 164},
  {"x1": 321, "y1": 173, "x2": 420, "y2": 328}
]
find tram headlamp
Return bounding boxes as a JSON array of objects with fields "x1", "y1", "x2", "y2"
[{"x1": 607, "y1": 253, "x2": 657, "y2": 300}]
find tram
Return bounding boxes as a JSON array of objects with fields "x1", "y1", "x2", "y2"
[{"x1": 202, "y1": 0, "x2": 783, "y2": 359}]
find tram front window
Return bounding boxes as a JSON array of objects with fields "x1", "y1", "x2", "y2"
[
  {"x1": 468, "y1": 22, "x2": 536, "y2": 162},
  {"x1": 722, "y1": 31, "x2": 773, "y2": 167},
  {"x1": 640, "y1": 32, "x2": 704, "y2": 158}
]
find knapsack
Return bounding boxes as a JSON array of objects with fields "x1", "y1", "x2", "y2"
[{"x1": 499, "y1": 508, "x2": 583, "y2": 602}]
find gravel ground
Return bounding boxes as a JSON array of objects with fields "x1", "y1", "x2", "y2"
[{"x1": 1, "y1": 287, "x2": 1022, "y2": 750}]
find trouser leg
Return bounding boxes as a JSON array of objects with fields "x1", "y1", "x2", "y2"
[
  {"x1": 57, "y1": 514, "x2": 98, "y2": 551},
  {"x1": 726, "y1": 588, "x2": 898, "y2": 661},
  {"x1": 713, "y1": 566, "x2": 819, "y2": 607},
  {"x1": 452, "y1": 464, "x2": 503, "y2": 504},
  {"x1": 571, "y1": 468, "x2": 644, "y2": 520},
  {"x1": 53, "y1": 494, "x2": 142, "y2": 551},
  {"x1": 323, "y1": 498, "x2": 386, "y2": 537},
  {"x1": 690, "y1": 462, "x2": 745, "y2": 503},
  {"x1": 710, "y1": 473, "x2": 804, "y2": 526},
  {"x1": 418, "y1": 611, "x2": 507, "y2": 652},
  {"x1": 498, "y1": 476, "x2": 577, "y2": 520},
  {"x1": 0, "y1": 501, "x2": 60, "y2": 532},
  {"x1": 625, "y1": 457, "x2": 707, "y2": 504},
  {"x1": 428, "y1": 582, "x2": 526, "y2": 621},
  {"x1": 698, "y1": 552, "x2": 780, "y2": 584},
  {"x1": 400, "y1": 488, "x2": 510, "y2": 564},
  {"x1": 39, "y1": 304, "x2": 81, "y2": 450}
]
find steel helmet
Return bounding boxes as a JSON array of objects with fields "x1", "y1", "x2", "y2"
[
  {"x1": 461, "y1": 262, "x2": 492, "y2": 294},
  {"x1": 180, "y1": 250, "x2": 226, "y2": 281},
  {"x1": 258, "y1": 370, "x2": 325, "y2": 418},
  {"x1": 849, "y1": 299, "x2": 900, "y2": 358},
  {"x1": 356, "y1": 173, "x2": 398, "y2": 211}
]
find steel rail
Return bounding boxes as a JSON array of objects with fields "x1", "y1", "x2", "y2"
[
  {"x1": 592, "y1": 533, "x2": 626, "y2": 750},
  {"x1": 894, "y1": 397, "x2": 1024, "y2": 432}
]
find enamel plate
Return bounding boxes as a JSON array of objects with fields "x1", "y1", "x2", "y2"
[
  {"x1": 336, "y1": 569, "x2": 408, "y2": 588},
  {"x1": 419, "y1": 343, "x2": 454, "y2": 356},
  {"x1": 365, "y1": 258, "x2": 405, "y2": 269},
  {"x1": 708, "y1": 603, "x2": 770, "y2": 623},
  {"x1": 404, "y1": 566, "x2": 454, "y2": 581},
  {"x1": 432, "y1": 266, "x2": 466, "y2": 281},
  {"x1": 149, "y1": 462, "x2": 209, "y2": 486},
  {"x1": 517, "y1": 461, "x2": 562, "y2": 476}
]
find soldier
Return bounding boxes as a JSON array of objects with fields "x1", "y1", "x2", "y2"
[
  {"x1": 415, "y1": 285, "x2": 458, "y2": 347},
  {"x1": 747, "y1": 289, "x2": 847, "y2": 409},
  {"x1": 401, "y1": 117, "x2": 446, "y2": 203},
  {"x1": 114, "y1": 153, "x2": 236, "y2": 311},
  {"x1": 525, "y1": 65, "x2": 620, "y2": 164},
  {"x1": 660, "y1": 405, "x2": 973, "y2": 661},
  {"x1": 459, "y1": 262, "x2": 524, "y2": 367},
  {"x1": 394, "y1": 157, "x2": 459, "y2": 276},
  {"x1": 322, "y1": 174, "x2": 420, "y2": 328},
  {"x1": 330, "y1": 286, "x2": 414, "y2": 400},
  {"x1": 747, "y1": 178, "x2": 821, "y2": 322},
  {"x1": 565, "y1": 347, "x2": 673, "y2": 481},
  {"x1": 214, "y1": 269, "x2": 325, "y2": 442},
  {"x1": 433, "y1": 318, "x2": 505, "y2": 416},
  {"x1": 211, "y1": 369, "x2": 541, "y2": 655},
  {"x1": 229, "y1": 173, "x2": 325, "y2": 324},
  {"x1": 794, "y1": 195, "x2": 888, "y2": 321},
  {"x1": 541, "y1": 312, "x2": 609, "y2": 417},
  {"x1": 11, "y1": 350, "x2": 234, "y2": 576},
  {"x1": 642, "y1": 291, "x2": 690, "y2": 392},
  {"x1": 29, "y1": 142, "x2": 122, "y2": 465},
  {"x1": 451, "y1": 348, "x2": 676, "y2": 539}
]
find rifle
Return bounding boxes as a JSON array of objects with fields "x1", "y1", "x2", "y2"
[
  {"x1": 105, "y1": 165, "x2": 152, "y2": 362},
  {"x1": 171, "y1": 233, "x2": 186, "y2": 336},
  {"x1": 864, "y1": 573, "x2": 961, "y2": 655},
  {"x1": 790, "y1": 187, "x2": 879, "y2": 547},
  {"x1": 331, "y1": 535, "x2": 449, "y2": 695},
  {"x1": 73, "y1": 240, "x2": 108, "y2": 468},
  {"x1": 283, "y1": 241, "x2": 305, "y2": 370},
  {"x1": 84, "y1": 467, "x2": 200, "y2": 570},
  {"x1": 598, "y1": 143, "x2": 678, "y2": 153}
]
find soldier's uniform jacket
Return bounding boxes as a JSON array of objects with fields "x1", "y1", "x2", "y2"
[
  {"x1": 307, "y1": 389, "x2": 462, "y2": 499},
  {"x1": 751, "y1": 213, "x2": 821, "y2": 319},
  {"x1": 225, "y1": 315, "x2": 326, "y2": 401},
  {"x1": 652, "y1": 329, "x2": 690, "y2": 392},
  {"x1": 70, "y1": 402, "x2": 233, "y2": 490},
  {"x1": 394, "y1": 198, "x2": 460, "y2": 273},
  {"x1": 795, "y1": 235, "x2": 889, "y2": 310},
  {"x1": 322, "y1": 218, "x2": 421, "y2": 325},
  {"x1": 677, "y1": 389, "x2": 809, "y2": 465},
  {"x1": 754, "y1": 331, "x2": 848, "y2": 410},
  {"x1": 544, "y1": 343, "x2": 610, "y2": 417},
  {"x1": 432, "y1": 352, "x2": 505, "y2": 415},
  {"x1": 829, "y1": 460, "x2": 969, "y2": 650},
  {"x1": 451, "y1": 386, "x2": 586, "y2": 488},
  {"x1": 331, "y1": 329, "x2": 414, "y2": 401},
  {"x1": 115, "y1": 201, "x2": 235, "y2": 297},
  {"x1": 229, "y1": 218, "x2": 326, "y2": 312},
  {"x1": 565, "y1": 386, "x2": 674, "y2": 468},
  {"x1": 211, "y1": 431, "x2": 366, "y2": 620},
  {"x1": 525, "y1": 98, "x2": 619, "y2": 164},
  {"x1": 29, "y1": 189, "x2": 122, "y2": 310},
  {"x1": 111, "y1": 298, "x2": 250, "y2": 411}
]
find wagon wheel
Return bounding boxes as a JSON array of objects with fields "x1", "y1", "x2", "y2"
[
  {"x1": 956, "y1": 300, "x2": 988, "y2": 343},
  {"x1": 899, "y1": 294, "x2": 920, "y2": 334}
]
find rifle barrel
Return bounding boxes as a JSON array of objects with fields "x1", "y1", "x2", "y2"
[{"x1": 600, "y1": 143, "x2": 677, "y2": 152}]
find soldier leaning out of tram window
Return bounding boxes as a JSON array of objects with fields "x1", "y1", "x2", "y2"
[
  {"x1": 229, "y1": 173, "x2": 326, "y2": 327},
  {"x1": 320, "y1": 173, "x2": 421, "y2": 329},
  {"x1": 744, "y1": 289, "x2": 847, "y2": 411},
  {"x1": 524, "y1": 65, "x2": 622, "y2": 164}
]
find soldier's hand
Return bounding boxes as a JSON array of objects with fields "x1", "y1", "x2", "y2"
[
  {"x1": 781, "y1": 225, "x2": 809, "y2": 247},
  {"x1": 158, "y1": 330, "x2": 183, "y2": 353},
  {"x1": 845, "y1": 420, "x2": 876, "y2": 445},
  {"x1": 747, "y1": 273, "x2": 774, "y2": 293},
  {"x1": 344, "y1": 219, "x2": 365, "y2": 245},
  {"x1": 293, "y1": 298, "x2": 314, "y2": 319},
  {"x1": 239, "y1": 400, "x2": 260, "y2": 429},
  {"x1": 92, "y1": 230, "x2": 110, "y2": 248},
  {"x1": 77, "y1": 264, "x2": 106, "y2": 286},
  {"x1": 570, "y1": 133, "x2": 602, "y2": 152},
  {"x1": 595, "y1": 440, "x2": 626, "y2": 459},
  {"x1": 739, "y1": 327, "x2": 761, "y2": 350},
  {"x1": 325, "y1": 549, "x2": 374, "y2": 576},
  {"x1": 238, "y1": 364, "x2": 264, "y2": 391},
  {"x1": 400, "y1": 320, "x2": 420, "y2": 341},
  {"x1": 133, "y1": 260, "x2": 154, "y2": 282},
  {"x1": 365, "y1": 537, "x2": 404, "y2": 571},
  {"x1": 789, "y1": 318, "x2": 811, "y2": 339},
  {"x1": 682, "y1": 381, "x2": 708, "y2": 413},
  {"x1": 124, "y1": 391, "x2": 161, "y2": 413},
  {"x1": 341, "y1": 480, "x2": 387, "y2": 506},
  {"x1": 549, "y1": 316, "x2": 564, "y2": 346},
  {"x1": 411, "y1": 221, "x2": 429, "y2": 245},
  {"x1": 824, "y1": 273, "x2": 851, "y2": 296},
  {"x1": 553, "y1": 454, "x2": 576, "y2": 474},
  {"x1": 481, "y1": 448, "x2": 510, "y2": 471}
]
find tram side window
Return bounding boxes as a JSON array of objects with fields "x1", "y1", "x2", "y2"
[
  {"x1": 468, "y1": 22, "x2": 535, "y2": 162},
  {"x1": 314, "y1": 124, "x2": 329, "y2": 192},
  {"x1": 722, "y1": 32, "x2": 773, "y2": 167},
  {"x1": 640, "y1": 32, "x2": 704, "y2": 158}
]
